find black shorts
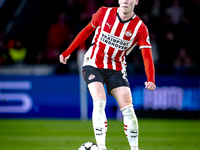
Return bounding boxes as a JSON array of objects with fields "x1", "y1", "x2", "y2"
[{"x1": 82, "y1": 66, "x2": 130, "y2": 95}]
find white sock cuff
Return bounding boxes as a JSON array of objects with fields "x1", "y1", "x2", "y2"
[
  {"x1": 120, "y1": 104, "x2": 133, "y2": 112},
  {"x1": 94, "y1": 98, "x2": 106, "y2": 102}
]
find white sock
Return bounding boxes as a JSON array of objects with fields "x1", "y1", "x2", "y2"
[
  {"x1": 92, "y1": 99, "x2": 107, "y2": 147},
  {"x1": 121, "y1": 105, "x2": 139, "y2": 148}
]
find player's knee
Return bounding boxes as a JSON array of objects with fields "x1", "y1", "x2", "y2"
[
  {"x1": 93, "y1": 98, "x2": 106, "y2": 113},
  {"x1": 119, "y1": 92, "x2": 132, "y2": 108}
]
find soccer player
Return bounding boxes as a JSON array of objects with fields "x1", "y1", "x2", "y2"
[{"x1": 59, "y1": 0, "x2": 156, "y2": 150}]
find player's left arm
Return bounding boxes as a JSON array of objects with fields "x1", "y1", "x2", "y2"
[
  {"x1": 141, "y1": 48, "x2": 156, "y2": 91},
  {"x1": 137, "y1": 24, "x2": 156, "y2": 91}
]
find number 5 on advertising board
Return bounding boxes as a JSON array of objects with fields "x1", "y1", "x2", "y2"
[{"x1": 0, "y1": 82, "x2": 33, "y2": 113}]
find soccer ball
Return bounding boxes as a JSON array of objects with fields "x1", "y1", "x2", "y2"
[{"x1": 78, "y1": 142, "x2": 98, "y2": 150}]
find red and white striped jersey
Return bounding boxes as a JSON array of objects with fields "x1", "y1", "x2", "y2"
[{"x1": 83, "y1": 6, "x2": 151, "y2": 71}]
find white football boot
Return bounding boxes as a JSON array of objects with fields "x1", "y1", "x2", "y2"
[
  {"x1": 98, "y1": 144, "x2": 107, "y2": 150},
  {"x1": 131, "y1": 146, "x2": 139, "y2": 150}
]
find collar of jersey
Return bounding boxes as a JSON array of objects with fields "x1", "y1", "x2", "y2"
[{"x1": 116, "y1": 12, "x2": 136, "y2": 23}]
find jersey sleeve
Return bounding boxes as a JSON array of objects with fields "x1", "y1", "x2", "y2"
[
  {"x1": 141, "y1": 48, "x2": 155, "y2": 84},
  {"x1": 61, "y1": 21, "x2": 95, "y2": 57},
  {"x1": 136, "y1": 23, "x2": 152, "y2": 49},
  {"x1": 91, "y1": 7, "x2": 103, "y2": 28}
]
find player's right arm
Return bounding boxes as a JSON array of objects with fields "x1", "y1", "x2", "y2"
[
  {"x1": 59, "y1": 21, "x2": 95, "y2": 64},
  {"x1": 59, "y1": 7, "x2": 103, "y2": 64}
]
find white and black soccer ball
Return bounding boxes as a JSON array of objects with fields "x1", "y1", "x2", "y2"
[{"x1": 78, "y1": 142, "x2": 98, "y2": 150}]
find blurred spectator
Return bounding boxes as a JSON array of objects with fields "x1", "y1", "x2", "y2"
[
  {"x1": 160, "y1": 30, "x2": 178, "y2": 64},
  {"x1": 65, "y1": 0, "x2": 84, "y2": 25},
  {"x1": 150, "y1": 0, "x2": 164, "y2": 31},
  {"x1": 45, "y1": 11, "x2": 69, "y2": 64},
  {"x1": 141, "y1": 12, "x2": 150, "y2": 27},
  {"x1": 81, "y1": 0, "x2": 98, "y2": 24},
  {"x1": 165, "y1": 0, "x2": 184, "y2": 25},
  {"x1": 173, "y1": 47, "x2": 195, "y2": 75},
  {"x1": 0, "y1": 32, "x2": 7, "y2": 65},
  {"x1": 7, "y1": 38, "x2": 27, "y2": 64},
  {"x1": 174, "y1": 48, "x2": 192, "y2": 68},
  {"x1": 151, "y1": 0, "x2": 161, "y2": 19}
]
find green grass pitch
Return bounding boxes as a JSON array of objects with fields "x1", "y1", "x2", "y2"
[{"x1": 0, "y1": 119, "x2": 200, "y2": 150}]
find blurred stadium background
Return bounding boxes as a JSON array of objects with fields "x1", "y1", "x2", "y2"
[{"x1": 0, "y1": 0, "x2": 200, "y2": 149}]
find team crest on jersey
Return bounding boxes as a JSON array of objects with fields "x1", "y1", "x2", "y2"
[
  {"x1": 88, "y1": 74, "x2": 95, "y2": 80},
  {"x1": 125, "y1": 31, "x2": 132, "y2": 37}
]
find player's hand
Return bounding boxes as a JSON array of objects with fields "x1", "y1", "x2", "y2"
[
  {"x1": 59, "y1": 54, "x2": 70, "y2": 64},
  {"x1": 144, "y1": 81, "x2": 156, "y2": 91}
]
